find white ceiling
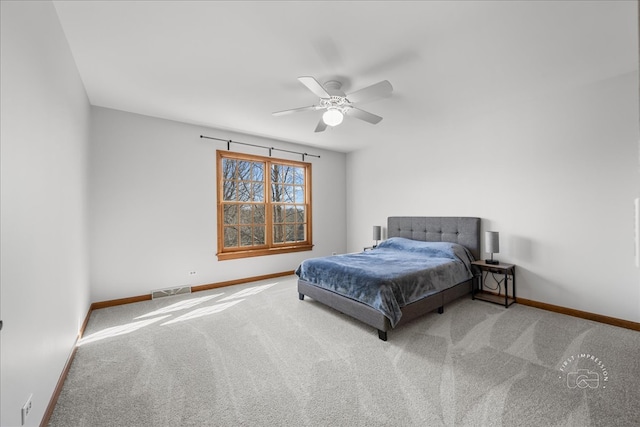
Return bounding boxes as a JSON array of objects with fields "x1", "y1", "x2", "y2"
[{"x1": 52, "y1": 1, "x2": 637, "y2": 153}]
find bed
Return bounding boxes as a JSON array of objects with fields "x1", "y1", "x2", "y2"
[{"x1": 296, "y1": 216, "x2": 481, "y2": 341}]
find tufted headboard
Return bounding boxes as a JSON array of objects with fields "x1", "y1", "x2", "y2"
[{"x1": 387, "y1": 217, "x2": 481, "y2": 260}]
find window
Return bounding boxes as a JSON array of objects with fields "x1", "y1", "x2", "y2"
[{"x1": 216, "y1": 150, "x2": 312, "y2": 260}]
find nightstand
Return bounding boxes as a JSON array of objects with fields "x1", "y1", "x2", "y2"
[{"x1": 471, "y1": 260, "x2": 516, "y2": 308}]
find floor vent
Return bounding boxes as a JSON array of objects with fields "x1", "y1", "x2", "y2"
[{"x1": 151, "y1": 286, "x2": 192, "y2": 299}]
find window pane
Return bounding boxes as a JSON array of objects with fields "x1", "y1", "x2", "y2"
[
  {"x1": 273, "y1": 224, "x2": 284, "y2": 243},
  {"x1": 239, "y1": 204, "x2": 253, "y2": 224},
  {"x1": 223, "y1": 180, "x2": 236, "y2": 201},
  {"x1": 254, "y1": 226, "x2": 265, "y2": 245},
  {"x1": 223, "y1": 204, "x2": 237, "y2": 224},
  {"x1": 252, "y1": 163, "x2": 264, "y2": 181},
  {"x1": 240, "y1": 226, "x2": 253, "y2": 246},
  {"x1": 273, "y1": 205, "x2": 284, "y2": 224},
  {"x1": 294, "y1": 186, "x2": 304, "y2": 203},
  {"x1": 296, "y1": 206, "x2": 305, "y2": 222},
  {"x1": 285, "y1": 224, "x2": 295, "y2": 242},
  {"x1": 295, "y1": 224, "x2": 305, "y2": 241},
  {"x1": 285, "y1": 206, "x2": 295, "y2": 223},
  {"x1": 283, "y1": 165, "x2": 295, "y2": 184},
  {"x1": 254, "y1": 205, "x2": 265, "y2": 223},
  {"x1": 271, "y1": 184, "x2": 283, "y2": 202},
  {"x1": 222, "y1": 159, "x2": 236, "y2": 180},
  {"x1": 291, "y1": 186, "x2": 298, "y2": 203},
  {"x1": 224, "y1": 226, "x2": 238, "y2": 248},
  {"x1": 283, "y1": 185, "x2": 294, "y2": 203},
  {"x1": 271, "y1": 164, "x2": 282, "y2": 183},
  {"x1": 294, "y1": 167, "x2": 304, "y2": 185},
  {"x1": 253, "y1": 183, "x2": 264, "y2": 202},
  {"x1": 238, "y1": 181, "x2": 251, "y2": 202},
  {"x1": 237, "y1": 161, "x2": 251, "y2": 180}
]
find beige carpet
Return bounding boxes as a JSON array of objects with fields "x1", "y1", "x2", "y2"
[{"x1": 49, "y1": 276, "x2": 640, "y2": 426}]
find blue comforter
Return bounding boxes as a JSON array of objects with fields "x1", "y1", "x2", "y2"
[{"x1": 295, "y1": 238, "x2": 475, "y2": 327}]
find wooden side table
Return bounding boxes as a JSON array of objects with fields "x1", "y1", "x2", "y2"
[{"x1": 471, "y1": 260, "x2": 516, "y2": 308}]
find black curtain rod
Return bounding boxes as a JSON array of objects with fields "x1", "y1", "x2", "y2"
[{"x1": 200, "y1": 135, "x2": 320, "y2": 161}]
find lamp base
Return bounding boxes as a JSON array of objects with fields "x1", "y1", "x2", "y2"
[{"x1": 484, "y1": 259, "x2": 499, "y2": 265}]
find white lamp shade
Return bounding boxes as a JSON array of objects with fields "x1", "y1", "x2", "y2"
[
  {"x1": 322, "y1": 108, "x2": 344, "y2": 126},
  {"x1": 373, "y1": 226, "x2": 381, "y2": 241},
  {"x1": 485, "y1": 231, "x2": 499, "y2": 254}
]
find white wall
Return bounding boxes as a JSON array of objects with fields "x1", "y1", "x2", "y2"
[
  {"x1": 346, "y1": 70, "x2": 640, "y2": 323},
  {"x1": 89, "y1": 107, "x2": 346, "y2": 302},
  {"x1": 0, "y1": 1, "x2": 91, "y2": 426}
]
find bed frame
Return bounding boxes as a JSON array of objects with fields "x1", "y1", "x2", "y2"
[{"x1": 298, "y1": 216, "x2": 481, "y2": 341}]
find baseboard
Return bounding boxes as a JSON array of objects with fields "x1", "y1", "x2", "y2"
[
  {"x1": 78, "y1": 306, "x2": 92, "y2": 339},
  {"x1": 516, "y1": 297, "x2": 640, "y2": 332},
  {"x1": 39, "y1": 341, "x2": 78, "y2": 427},
  {"x1": 90, "y1": 270, "x2": 295, "y2": 311},
  {"x1": 473, "y1": 289, "x2": 639, "y2": 332},
  {"x1": 90, "y1": 294, "x2": 151, "y2": 311},
  {"x1": 40, "y1": 305, "x2": 93, "y2": 427},
  {"x1": 191, "y1": 270, "x2": 295, "y2": 292}
]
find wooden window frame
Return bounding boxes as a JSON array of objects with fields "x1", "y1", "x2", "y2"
[{"x1": 216, "y1": 150, "x2": 313, "y2": 260}]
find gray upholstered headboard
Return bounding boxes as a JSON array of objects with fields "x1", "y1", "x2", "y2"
[{"x1": 387, "y1": 217, "x2": 481, "y2": 260}]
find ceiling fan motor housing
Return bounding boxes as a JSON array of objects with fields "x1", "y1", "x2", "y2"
[
  {"x1": 320, "y1": 81, "x2": 350, "y2": 115},
  {"x1": 322, "y1": 80, "x2": 345, "y2": 97}
]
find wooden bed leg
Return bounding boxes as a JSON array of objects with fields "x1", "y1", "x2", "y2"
[
  {"x1": 378, "y1": 330, "x2": 387, "y2": 341},
  {"x1": 438, "y1": 306, "x2": 444, "y2": 314},
  {"x1": 298, "y1": 293, "x2": 305, "y2": 300}
]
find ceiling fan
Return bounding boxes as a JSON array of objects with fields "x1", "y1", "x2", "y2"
[{"x1": 273, "y1": 76, "x2": 393, "y2": 132}]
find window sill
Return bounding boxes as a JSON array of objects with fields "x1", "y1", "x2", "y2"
[{"x1": 217, "y1": 244, "x2": 314, "y2": 261}]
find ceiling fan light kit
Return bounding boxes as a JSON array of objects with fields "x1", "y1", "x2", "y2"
[
  {"x1": 273, "y1": 76, "x2": 393, "y2": 132},
  {"x1": 322, "y1": 108, "x2": 344, "y2": 127}
]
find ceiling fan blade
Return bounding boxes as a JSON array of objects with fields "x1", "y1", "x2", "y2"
[
  {"x1": 346, "y1": 107, "x2": 383, "y2": 125},
  {"x1": 298, "y1": 76, "x2": 331, "y2": 99},
  {"x1": 314, "y1": 118, "x2": 327, "y2": 133},
  {"x1": 346, "y1": 80, "x2": 393, "y2": 104},
  {"x1": 272, "y1": 105, "x2": 320, "y2": 116}
]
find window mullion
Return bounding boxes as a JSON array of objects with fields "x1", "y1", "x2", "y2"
[{"x1": 265, "y1": 160, "x2": 273, "y2": 248}]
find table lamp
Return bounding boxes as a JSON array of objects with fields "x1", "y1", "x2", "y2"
[
  {"x1": 485, "y1": 231, "x2": 499, "y2": 265},
  {"x1": 373, "y1": 226, "x2": 381, "y2": 248}
]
